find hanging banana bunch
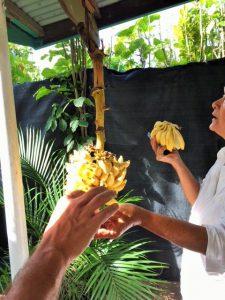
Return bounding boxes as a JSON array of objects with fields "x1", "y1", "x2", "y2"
[
  {"x1": 65, "y1": 146, "x2": 130, "y2": 205},
  {"x1": 64, "y1": 29, "x2": 130, "y2": 205},
  {"x1": 150, "y1": 121, "x2": 185, "y2": 152}
]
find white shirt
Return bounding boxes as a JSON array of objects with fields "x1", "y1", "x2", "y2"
[{"x1": 181, "y1": 147, "x2": 225, "y2": 300}]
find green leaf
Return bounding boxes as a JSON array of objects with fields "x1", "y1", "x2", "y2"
[
  {"x1": 153, "y1": 38, "x2": 162, "y2": 46},
  {"x1": 79, "y1": 120, "x2": 88, "y2": 127},
  {"x1": 67, "y1": 140, "x2": 75, "y2": 152},
  {"x1": 56, "y1": 106, "x2": 63, "y2": 118},
  {"x1": 45, "y1": 118, "x2": 53, "y2": 131},
  {"x1": 117, "y1": 25, "x2": 136, "y2": 37},
  {"x1": 84, "y1": 98, "x2": 94, "y2": 107},
  {"x1": 34, "y1": 86, "x2": 53, "y2": 101},
  {"x1": 150, "y1": 14, "x2": 160, "y2": 23},
  {"x1": 64, "y1": 134, "x2": 73, "y2": 146},
  {"x1": 41, "y1": 68, "x2": 57, "y2": 79},
  {"x1": 59, "y1": 119, "x2": 67, "y2": 132},
  {"x1": 154, "y1": 49, "x2": 165, "y2": 61},
  {"x1": 51, "y1": 120, "x2": 57, "y2": 132},
  {"x1": 41, "y1": 54, "x2": 48, "y2": 60},
  {"x1": 73, "y1": 97, "x2": 86, "y2": 107},
  {"x1": 70, "y1": 119, "x2": 79, "y2": 132}
]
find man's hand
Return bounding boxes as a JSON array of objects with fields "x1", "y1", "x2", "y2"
[
  {"x1": 5, "y1": 188, "x2": 119, "y2": 300},
  {"x1": 95, "y1": 203, "x2": 142, "y2": 239},
  {"x1": 42, "y1": 187, "x2": 118, "y2": 263}
]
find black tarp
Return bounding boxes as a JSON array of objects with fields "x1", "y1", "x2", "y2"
[{"x1": 1, "y1": 58, "x2": 225, "y2": 280}]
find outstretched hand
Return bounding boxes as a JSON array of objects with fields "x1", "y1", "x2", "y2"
[
  {"x1": 95, "y1": 203, "x2": 142, "y2": 239},
  {"x1": 150, "y1": 136, "x2": 181, "y2": 166},
  {"x1": 42, "y1": 187, "x2": 119, "y2": 263}
]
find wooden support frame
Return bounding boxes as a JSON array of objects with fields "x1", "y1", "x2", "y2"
[
  {"x1": 0, "y1": 0, "x2": 29, "y2": 279},
  {"x1": 5, "y1": 0, "x2": 44, "y2": 37}
]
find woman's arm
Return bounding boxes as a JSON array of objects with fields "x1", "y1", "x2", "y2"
[
  {"x1": 97, "y1": 203, "x2": 208, "y2": 254},
  {"x1": 150, "y1": 137, "x2": 200, "y2": 205}
]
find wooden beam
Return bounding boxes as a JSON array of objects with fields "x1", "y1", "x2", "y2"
[
  {"x1": 42, "y1": 0, "x2": 190, "y2": 47},
  {"x1": 0, "y1": 0, "x2": 29, "y2": 279},
  {"x1": 85, "y1": 0, "x2": 101, "y2": 18},
  {"x1": 97, "y1": 0, "x2": 190, "y2": 28},
  {"x1": 59, "y1": 0, "x2": 99, "y2": 50},
  {"x1": 5, "y1": 0, "x2": 44, "y2": 37},
  {"x1": 43, "y1": 18, "x2": 77, "y2": 45}
]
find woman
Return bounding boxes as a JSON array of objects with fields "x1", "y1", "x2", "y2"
[{"x1": 97, "y1": 96, "x2": 225, "y2": 300}]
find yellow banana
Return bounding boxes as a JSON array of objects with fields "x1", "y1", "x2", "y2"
[
  {"x1": 95, "y1": 166, "x2": 102, "y2": 177},
  {"x1": 111, "y1": 165, "x2": 120, "y2": 177},
  {"x1": 116, "y1": 168, "x2": 127, "y2": 182},
  {"x1": 100, "y1": 172, "x2": 109, "y2": 183},
  {"x1": 105, "y1": 199, "x2": 118, "y2": 206},
  {"x1": 118, "y1": 155, "x2": 124, "y2": 163},
  {"x1": 105, "y1": 172, "x2": 115, "y2": 188},
  {"x1": 114, "y1": 179, "x2": 127, "y2": 193},
  {"x1": 159, "y1": 129, "x2": 167, "y2": 146},
  {"x1": 150, "y1": 121, "x2": 185, "y2": 152},
  {"x1": 65, "y1": 145, "x2": 130, "y2": 195}
]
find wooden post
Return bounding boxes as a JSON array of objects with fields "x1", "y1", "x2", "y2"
[{"x1": 0, "y1": 0, "x2": 29, "y2": 279}]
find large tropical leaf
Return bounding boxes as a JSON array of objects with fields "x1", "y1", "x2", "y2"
[
  {"x1": 18, "y1": 127, "x2": 65, "y2": 190},
  {"x1": 63, "y1": 238, "x2": 167, "y2": 300}
]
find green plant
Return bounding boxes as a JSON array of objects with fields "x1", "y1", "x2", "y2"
[
  {"x1": 64, "y1": 238, "x2": 166, "y2": 300},
  {"x1": 174, "y1": 0, "x2": 225, "y2": 63},
  {"x1": 34, "y1": 38, "x2": 95, "y2": 153},
  {"x1": 0, "y1": 127, "x2": 167, "y2": 299},
  {"x1": 9, "y1": 43, "x2": 40, "y2": 84},
  {"x1": 103, "y1": 0, "x2": 225, "y2": 70},
  {"x1": 0, "y1": 262, "x2": 10, "y2": 294}
]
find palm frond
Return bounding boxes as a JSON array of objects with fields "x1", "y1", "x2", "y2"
[
  {"x1": 18, "y1": 127, "x2": 66, "y2": 190},
  {"x1": 117, "y1": 190, "x2": 143, "y2": 204},
  {"x1": 0, "y1": 261, "x2": 10, "y2": 294},
  {"x1": 72, "y1": 238, "x2": 167, "y2": 300},
  {"x1": 0, "y1": 186, "x2": 4, "y2": 206}
]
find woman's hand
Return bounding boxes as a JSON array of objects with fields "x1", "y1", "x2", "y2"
[
  {"x1": 95, "y1": 203, "x2": 143, "y2": 239},
  {"x1": 150, "y1": 136, "x2": 182, "y2": 167}
]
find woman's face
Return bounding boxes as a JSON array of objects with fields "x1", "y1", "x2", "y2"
[{"x1": 209, "y1": 96, "x2": 225, "y2": 139}]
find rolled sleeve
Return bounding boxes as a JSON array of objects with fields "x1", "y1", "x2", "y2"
[{"x1": 203, "y1": 223, "x2": 225, "y2": 274}]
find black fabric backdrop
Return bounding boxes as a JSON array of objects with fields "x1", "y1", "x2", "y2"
[{"x1": 1, "y1": 58, "x2": 225, "y2": 280}]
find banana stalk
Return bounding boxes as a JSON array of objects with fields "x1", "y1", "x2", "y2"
[{"x1": 90, "y1": 48, "x2": 105, "y2": 151}]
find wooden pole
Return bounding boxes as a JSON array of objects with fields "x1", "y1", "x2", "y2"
[{"x1": 0, "y1": 0, "x2": 29, "y2": 279}]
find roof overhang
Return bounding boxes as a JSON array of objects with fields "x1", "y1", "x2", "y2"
[{"x1": 6, "y1": 0, "x2": 191, "y2": 49}]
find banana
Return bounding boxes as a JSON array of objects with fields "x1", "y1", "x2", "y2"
[
  {"x1": 116, "y1": 168, "x2": 127, "y2": 182},
  {"x1": 105, "y1": 199, "x2": 118, "y2": 206},
  {"x1": 150, "y1": 120, "x2": 185, "y2": 152},
  {"x1": 100, "y1": 172, "x2": 109, "y2": 183},
  {"x1": 105, "y1": 172, "x2": 115, "y2": 188},
  {"x1": 175, "y1": 130, "x2": 185, "y2": 150},
  {"x1": 114, "y1": 179, "x2": 127, "y2": 193},
  {"x1": 65, "y1": 145, "x2": 130, "y2": 195},
  {"x1": 111, "y1": 165, "x2": 120, "y2": 177},
  {"x1": 166, "y1": 127, "x2": 174, "y2": 151},
  {"x1": 118, "y1": 155, "x2": 124, "y2": 163},
  {"x1": 91, "y1": 176, "x2": 100, "y2": 186},
  {"x1": 94, "y1": 165, "x2": 103, "y2": 177},
  {"x1": 159, "y1": 129, "x2": 167, "y2": 146},
  {"x1": 98, "y1": 160, "x2": 112, "y2": 174}
]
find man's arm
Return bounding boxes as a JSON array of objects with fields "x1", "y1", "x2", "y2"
[
  {"x1": 5, "y1": 187, "x2": 118, "y2": 300},
  {"x1": 150, "y1": 137, "x2": 200, "y2": 205},
  {"x1": 97, "y1": 203, "x2": 208, "y2": 255}
]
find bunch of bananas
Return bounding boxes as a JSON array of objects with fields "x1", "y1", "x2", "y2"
[
  {"x1": 150, "y1": 120, "x2": 185, "y2": 152},
  {"x1": 65, "y1": 146, "x2": 130, "y2": 204}
]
